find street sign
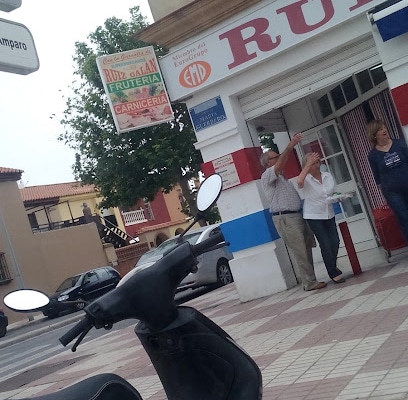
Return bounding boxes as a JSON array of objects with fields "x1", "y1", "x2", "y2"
[
  {"x1": 0, "y1": 0, "x2": 21, "y2": 12},
  {"x1": 0, "y1": 17, "x2": 39, "y2": 75}
]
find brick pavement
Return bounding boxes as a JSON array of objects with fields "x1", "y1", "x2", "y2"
[{"x1": 3, "y1": 258, "x2": 408, "y2": 399}]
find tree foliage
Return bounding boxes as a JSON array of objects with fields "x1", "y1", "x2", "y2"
[
  {"x1": 259, "y1": 133, "x2": 279, "y2": 153},
  {"x1": 59, "y1": 7, "x2": 203, "y2": 214}
]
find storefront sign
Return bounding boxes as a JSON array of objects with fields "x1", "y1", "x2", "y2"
[
  {"x1": 189, "y1": 96, "x2": 227, "y2": 132},
  {"x1": 160, "y1": 0, "x2": 385, "y2": 100},
  {"x1": 0, "y1": 18, "x2": 39, "y2": 75},
  {"x1": 212, "y1": 154, "x2": 240, "y2": 190},
  {"x1": 372, "y1": 0, "x2": 408, "y2": 42},
  {"x1": 96, "y1": 46, "x2": 174, "y2": 133}
]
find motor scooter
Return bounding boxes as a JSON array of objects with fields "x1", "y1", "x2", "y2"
[
  {"x1": 3, "y1": 173, "x2": 262, "y2": 400},
  {"x1": 0, "y1": 306, "x2": 8, "y2": 338}
]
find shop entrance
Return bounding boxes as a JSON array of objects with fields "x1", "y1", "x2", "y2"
[{"x1": 299, "y1": 121, "x2": 377, "y2": 256}]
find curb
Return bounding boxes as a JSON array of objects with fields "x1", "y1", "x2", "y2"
[{"x1": 0, "y1": 312, "x2": 84, "y2": 349}]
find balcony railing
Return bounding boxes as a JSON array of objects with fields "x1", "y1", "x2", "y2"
[{"x1": 122, "y1": 209, "x2": 148, "y2": 226}]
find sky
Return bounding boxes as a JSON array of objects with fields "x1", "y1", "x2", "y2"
[{"x1": 0, "y1": 0, "x2": 153, "y2": 187}]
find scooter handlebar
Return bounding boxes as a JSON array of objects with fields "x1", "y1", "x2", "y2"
[
  {"x1": 59, "y1": 231, "x2": 228, "y2": 350},
  {"x1": 192, "y1": 232, "x2": 226, "y2": 256},
  {"x1": 59, "y1": 316, "x2": 93, "y2": 347}
]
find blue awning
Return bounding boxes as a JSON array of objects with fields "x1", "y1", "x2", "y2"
[{"x1": 372, "y1": 0, "x2": 408, "y2": 41}]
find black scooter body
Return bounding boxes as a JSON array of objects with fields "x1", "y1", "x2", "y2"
[{"x1": 136, "y1": 306, "x2": 262, "y2": 400}]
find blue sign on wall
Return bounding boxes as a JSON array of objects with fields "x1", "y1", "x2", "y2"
[{"x1": 189, "y1": 96, "x2": 227, "y2": 132}]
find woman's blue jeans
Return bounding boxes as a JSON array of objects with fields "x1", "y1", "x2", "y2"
[{"x1": 306, "y1": 218, "x2": 341, "y2": 280}]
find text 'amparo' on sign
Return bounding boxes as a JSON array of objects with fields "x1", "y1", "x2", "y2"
[{"x1": 0, "y1": 17, "x2": 39, "y2": 75}]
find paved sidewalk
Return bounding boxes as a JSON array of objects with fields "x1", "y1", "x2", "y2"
[{"x1": 2, "y1": 257, "x2": 408, "y2": 399}]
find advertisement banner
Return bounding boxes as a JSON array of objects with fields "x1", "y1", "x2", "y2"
[{"x1": 97, "y1": 46, "x2": 174, "y2": 133}]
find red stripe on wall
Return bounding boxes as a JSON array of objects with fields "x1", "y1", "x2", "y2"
[
  {"x1": 201, "y1": 147, "x2": 263, "y2": 184},
  {"x1": 391, "y1": 83, "x2": 408, "y2": 126},
  {"x1": 201, "y1": 147, "x2": 301, "y2": 189}
]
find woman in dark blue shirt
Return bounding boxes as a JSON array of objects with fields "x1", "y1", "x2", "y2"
[{"x1": 367, "y1": 120, "x2": 408, "y2": 242}]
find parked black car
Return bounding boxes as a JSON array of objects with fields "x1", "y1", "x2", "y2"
[
  {"x1": 43, "y1": 266, "x2": 121, "y2": 318},
  {"x1": 0, "y1": 307, "x2": 8, "y2": 338}
]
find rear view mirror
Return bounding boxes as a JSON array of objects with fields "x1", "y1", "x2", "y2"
[
  {"x1": 3, "y1": 289, "x2": 50, "y2": 313},
  {"x1": 177, "y1": 174, "x2": 223, "y2": 243},
  {"x1": 196, "y1": 173, "x2": 223, "y2": 213}
]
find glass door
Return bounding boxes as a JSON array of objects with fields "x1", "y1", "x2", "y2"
[{"x1": 299, "y1": 121, "x2": 376, "y2": 252}]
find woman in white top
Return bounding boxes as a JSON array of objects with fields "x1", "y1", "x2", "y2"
[{"x1": 297, "y1": 153, "x2": 345, "y2": 284}]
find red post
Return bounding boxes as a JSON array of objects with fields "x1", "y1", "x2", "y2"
[{"x1": 339, "y1": 221, "x2": 362, "y2": 275}]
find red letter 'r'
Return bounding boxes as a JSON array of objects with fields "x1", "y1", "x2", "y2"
[{"x1": 219, "y1": 18, "x2": 281, "y2": 70}]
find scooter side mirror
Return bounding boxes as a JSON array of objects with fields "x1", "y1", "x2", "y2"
[
  {"x1": 196, "y1": 173, "x2": 223, "y2": 213},
  {"x1": 3, "y1": 289, "x2": 50, "y2": 313},
  {"x1": 177, "y1": 174, "x2": 223, "y2": 243}
]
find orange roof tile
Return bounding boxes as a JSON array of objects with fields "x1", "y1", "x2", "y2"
[
  {"x1": 0, "y1": 167, "x2": 24, "y2": 174},
  {"x1": 0, "y1": 167, "x2": 23, "y2": 182},
  {"x1": 20, "y1": 182, "x2": 96, "y2": 202}
]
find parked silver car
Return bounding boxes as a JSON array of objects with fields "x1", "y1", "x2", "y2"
[{"x1": 121, "y1": 224, "x2": 234, "y2": 291}]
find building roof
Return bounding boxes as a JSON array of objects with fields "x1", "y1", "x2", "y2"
[
  {"x1": 0, "y1": 167, "x2": 23, "y2": 182},
  {"x1": 20, "y1": 182, "x2": 96, "y2": 202},
  {"x1": 136, "y1": 0, "x2": 261, "y2": 48}
]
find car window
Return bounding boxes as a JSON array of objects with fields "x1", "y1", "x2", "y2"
[
  {"x1": 56, "y1": 275, "x2": 82, "y2": 291},
  {"x1": 106, "y1": 268, "x2": 119, "y2": 279},
  {"x1": 137, "y1": 250, "x2": 156, "y2": 264},
  {"x1": 97, "y1": 268, "x2": 112, "y2": 281},
  {"x1": 85, "y1": 272, "x2": 99, "y2": 284},
  {"x1": 209, "y1": 227, "x2": 221, "y2": 237},
  {"x1": 154, "y1": 232, "x2": 202, "y2": 256}
]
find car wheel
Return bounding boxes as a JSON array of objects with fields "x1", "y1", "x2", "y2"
[
  {"x1": 0, "y1": 325, "x2": 6, "y2": 338},
  {"x1": 216, "y1": 260, "x2": 233, "y2": 286},
  {"x1": 74, "y1": 298, "x2": 86, "y2": 311}
]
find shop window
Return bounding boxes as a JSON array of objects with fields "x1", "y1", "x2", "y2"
[
  {"x1": 327, "y1": 155, "x2": 351, "y2": 184},
  {"x1": 0, "y1": 253, "x2": 11, "y2": 283},
  {"x1": 318, "y1": 94, "x2": 332, "y2": 118},
  {"x1": 330, "y1": 85, "x2": 346, "y2": 110},
  {"x1": 342, "y1": 77, "x2": 358, "y2": 103},
  {"x1": 320, "y1": 125, "x2": 342, "y2": 156},
  {"x1": 370, "y1": 65, "x2": 387, "y2": 86},
  {"x1": 340, "y1": 192, "x2": 363, "y2": 218},
  {"x1": 315, "y1": 65, "x2": 387, "y2": 119},
  {"x1": 356, "y1": 70, "x2": 373, "y2": 93}
]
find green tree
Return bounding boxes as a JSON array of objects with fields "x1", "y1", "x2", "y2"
[
  {"x1": 259, "y1": 133, "x2": 279, "y2": 153},
  {"x1": 59, "y1": 7, "x2": 203, "y2": 218}
]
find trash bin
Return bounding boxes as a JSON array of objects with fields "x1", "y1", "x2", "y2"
[{"x1": 372, "y1": 206, "x2": 407, "y2": 260}]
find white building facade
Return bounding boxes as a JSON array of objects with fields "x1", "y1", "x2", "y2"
[{"x1": 141, "y1": 0, "x2": 408, "y2": 301}]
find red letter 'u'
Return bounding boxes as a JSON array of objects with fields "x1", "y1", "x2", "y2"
[{"x1": 277, "y1": 0, "x2": 335, "y2": 35}]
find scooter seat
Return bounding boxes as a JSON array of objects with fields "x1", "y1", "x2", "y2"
[{"x1": 18, "y1": 373, "x2": 143, "y2": 400}]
